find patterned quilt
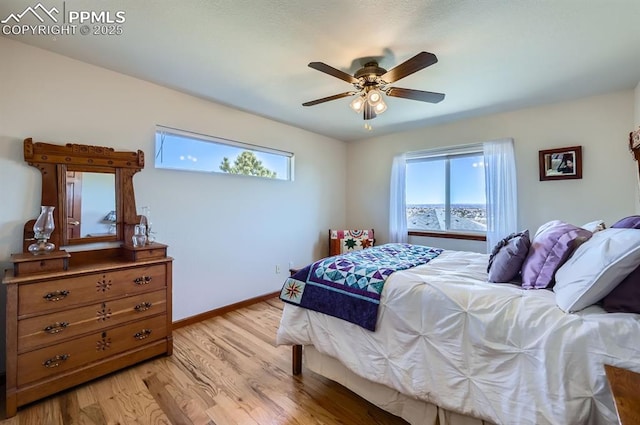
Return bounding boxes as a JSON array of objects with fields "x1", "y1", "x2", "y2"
[{"x1": 279, "y1": 243, "x2": 443, "y2": 330}]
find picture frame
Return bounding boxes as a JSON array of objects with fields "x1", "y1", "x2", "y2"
[{"x1": 539, "y1": 146, "x2": 582, "y2": 181}]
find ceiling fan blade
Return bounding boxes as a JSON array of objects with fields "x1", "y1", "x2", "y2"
[
  {"x1": 386, "y1": 87, "x2": 445, "y2": 103},
  {"x1": 308, "y1": 62, "x2": 359, "y2": 84},
  {"x1": 381, "y1": 52, "x2": 438, "y2": 83},
  {"x1": 302, "y1": 91, "x2": 354, "y2": 107}
]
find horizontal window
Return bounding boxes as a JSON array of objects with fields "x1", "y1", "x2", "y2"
[
  {"x1": 406, "y1": 151, "x2": 486, "y2": 234},
  {"x1": 154, "y1": 126, "x2": 294, "y2": 181}
]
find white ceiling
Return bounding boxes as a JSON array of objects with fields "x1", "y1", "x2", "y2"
[{"x1": 2, "y1": 0, "x2": 640, "y2": 142}]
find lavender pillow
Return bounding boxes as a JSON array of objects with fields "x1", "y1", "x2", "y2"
[
  {"x1": 611, "y1": 215, "x2": 640, "y2": 229},
  {"x1": 487, "y1": 230, "x2": 530, "y2": 283},
  {"x1": 601, "y1": 265, "x2": 640, "y2": 313},
  {"x1": 521, "y1": 221, "x2": 592, "y2": 289}
]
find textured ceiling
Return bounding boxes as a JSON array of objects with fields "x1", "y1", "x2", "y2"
[{"x1": 2, "y1": 0, "x2": 640, "y2": 141}]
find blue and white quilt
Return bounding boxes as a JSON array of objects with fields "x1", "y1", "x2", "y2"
[{"x1": 279, "y1": 243, "x2": 442, "y2": 330}]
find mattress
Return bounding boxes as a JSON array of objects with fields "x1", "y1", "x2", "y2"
[{"x1": 276, "y1": 250, "x2": 640, "y2": 425}]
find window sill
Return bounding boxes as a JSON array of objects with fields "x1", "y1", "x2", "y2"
[{"x1": 408, "y1": 230, "x2": 486, "y2": 242}]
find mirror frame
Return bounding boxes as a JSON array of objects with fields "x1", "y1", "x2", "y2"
[{"x1": 22, "y1": 138, "x2": 145, "y2": 252}]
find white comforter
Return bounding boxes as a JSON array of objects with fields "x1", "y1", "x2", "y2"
[{"x1": 276, "y1": 250, "x2": 640, "y2": 425}]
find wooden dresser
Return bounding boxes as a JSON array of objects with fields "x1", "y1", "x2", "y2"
[
  {"x1": 3, "y1": 245, "x2": 173, "y2": 416},
  {"x1": 4, "y1": 138, "x2": 173, "y2": 417}
]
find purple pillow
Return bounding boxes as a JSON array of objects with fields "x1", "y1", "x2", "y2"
[
  {"x1": 601, "y1": 265, "x2": 640, "y2": 313},
  {"x1": 521, "y1": 221, "x2": 592, "y2": 289},
  {"x1": 611, "y1": 215, "x2": 640, "y2": 229},
  {"x1": 487, "y1": 230, "x2": 530, "y2": 283}
]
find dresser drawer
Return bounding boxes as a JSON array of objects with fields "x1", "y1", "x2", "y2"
[
  {"x1": 18, "y1": 264, "x2": 167, "y2": 316},
  {"x1": 18, "y1": 289, "x2": 167, "y2": 353},
  {"x1": 17, "y1": 314, "x2": 167, "y2": 386}
]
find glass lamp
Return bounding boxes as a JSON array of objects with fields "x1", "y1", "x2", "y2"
[
  {"x1": 366, "y1": 89, "x2": 383, "y2": 106},
  {"x1": 350, "y1": 95, "x2": 366, "y2": 113},
  {"x1": 374, "y1": 99, "x2": 387, "y2": 114},
  {"x1": 28, "y1": 206, "x2": 56, "y2": 255}
]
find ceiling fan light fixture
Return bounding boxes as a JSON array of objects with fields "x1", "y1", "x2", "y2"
[
  {"x1": 366, "y1": 89, "x2": 383, "y2": 106},
  {"x1": 350, "y1": 94, "x2": 366, "y2": 113},
  {"x1": 374, "y1": 99, "x2": 387, "y2": 114},
  {"x1": 303, "y1": 52, "x2": 443, "y2": 123}
]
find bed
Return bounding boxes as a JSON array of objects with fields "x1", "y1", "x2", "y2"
[{"x1": 276, "y1": 232, "x2": 640, "y2": 425}]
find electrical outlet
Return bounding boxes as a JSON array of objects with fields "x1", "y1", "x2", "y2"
[
  {"x1": 289, "y1": 261, "x2": 294, "y2": 269},
  {"x1": 275, "y1": 265, "x2": 281, "y2": 274}
]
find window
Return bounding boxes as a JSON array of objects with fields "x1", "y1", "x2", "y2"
[
  {"x1": 406, "y1": 151, "x2": 486, "y2": 235},
  {"x1": 154, "y1": 126, "x2": 294, "y2": 181}
]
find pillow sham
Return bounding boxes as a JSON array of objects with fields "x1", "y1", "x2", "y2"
[
  {"x1": 520, "y1": 220, "x2": 592, "y2": 290},
  {"x1": 487, "y1": 230, "x2": 530, "y2": 283},
  {"x1": 610, "y1": 215, "x2": 640, "y2": 229},
  {"x1": 601, "y1": 264, "x2": 640, "y2": 313},
  {"x1": 554, "y1": 228, "x2": 640, "y2": 312}
]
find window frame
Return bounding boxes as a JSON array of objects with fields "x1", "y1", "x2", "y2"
[{"x1": 406, "y1": 150, "x2": 487, "y2": 241}]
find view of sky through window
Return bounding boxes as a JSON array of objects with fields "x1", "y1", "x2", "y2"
[
  {"x1": 154, "y1": 128, "x2": 292, "y2": 180},
  {"x1": 406, "y1": 153, "x2": 486, "y2": 232}
]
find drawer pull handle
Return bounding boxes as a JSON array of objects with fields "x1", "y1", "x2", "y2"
[
  {"x1": 134, "y1": 329, "x2": 152, "y2": 340},
  {"x1": 43, "y1": 354, "x2": 70, "y2": 368},
  {"x1": 43, "y1": 290, "x2": 70, "y2": 301},
  {"x1": 133, "y1": 276, "x2": 152, "y2": 285},
  {"x1": 134, "y1": 302, "x2": 153, "y2": 312},
  {"x1": 43, "y1": 322, "x2": 69, "y2": 334}
]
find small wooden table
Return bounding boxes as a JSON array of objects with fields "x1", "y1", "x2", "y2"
[{"x1": 605, "y1": 364, "x2": 640, "y2": 425}]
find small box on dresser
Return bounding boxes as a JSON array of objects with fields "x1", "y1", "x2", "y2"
[{"x1": 11, "y1": 250, "x2": 70, "y2": 277}]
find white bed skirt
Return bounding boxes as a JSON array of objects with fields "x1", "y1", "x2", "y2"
[{"x1": 303, "y1": 345, "x2": 494, "y2": 425}]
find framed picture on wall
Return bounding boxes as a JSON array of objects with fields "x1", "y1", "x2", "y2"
[{"x1": 539, "y1": 146, "x2": 582, "y2": 181}]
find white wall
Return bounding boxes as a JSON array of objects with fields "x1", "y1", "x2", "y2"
[
  {"x1": 346, "y1": 90, "x2": 636, "y2": 252},
  {"x1": 0, "y1": 38, "x2": 347, "y2": 326}
]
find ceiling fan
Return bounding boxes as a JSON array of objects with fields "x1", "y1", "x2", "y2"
[{"x1": 302, "y1": 51, "x2": 445, "y2": 121}]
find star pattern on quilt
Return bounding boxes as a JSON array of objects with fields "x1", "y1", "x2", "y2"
[
  {"x1": 280, "y1": 278, "x2": 305, "y2": 304},
  {"x1": 344, "y1": 238, "x2": 358, "y2": 249}
]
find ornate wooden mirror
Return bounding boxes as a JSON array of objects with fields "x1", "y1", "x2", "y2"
[{"x1": 22, "y1": 138, "x2": 145, "y2": 251}]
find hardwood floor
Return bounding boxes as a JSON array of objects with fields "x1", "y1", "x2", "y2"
[{"x1": 0, "y1": 298, "x2": 408, "y2": 424}]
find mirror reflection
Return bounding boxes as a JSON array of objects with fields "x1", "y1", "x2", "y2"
[{"x1": 66, "y1": 171, "x2": 116, "y2": 239}]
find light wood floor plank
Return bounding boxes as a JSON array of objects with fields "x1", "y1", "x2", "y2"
[
  {"x1": 0, "y1": 298, "x2": 408, "y2": 425},
  {"x1": 77, "y1": 403, "x2": 107, "y2": 425},
  {"x1": 142, "y1": 374, "x2": 191, "y2": 424}
]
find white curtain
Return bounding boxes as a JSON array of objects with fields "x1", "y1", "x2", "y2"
[
  {"x1": 389, "y1": 154, "x2": 408, "y2": 243},
  {"x1": 483, "y1": 138, "x2": 518, "y2": 253}
]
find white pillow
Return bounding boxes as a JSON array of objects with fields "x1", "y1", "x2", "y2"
[
  {"x1": 581, "y1": 219, "x2": 606, "y2": 233},
  {"x1": 554, "y1": 228, "x2": 640, "y2": 312}
]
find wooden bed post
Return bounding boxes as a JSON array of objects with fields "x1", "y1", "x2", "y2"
[{"x1": 292, "y1": 345, "x2": 302, "y2": 375}]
